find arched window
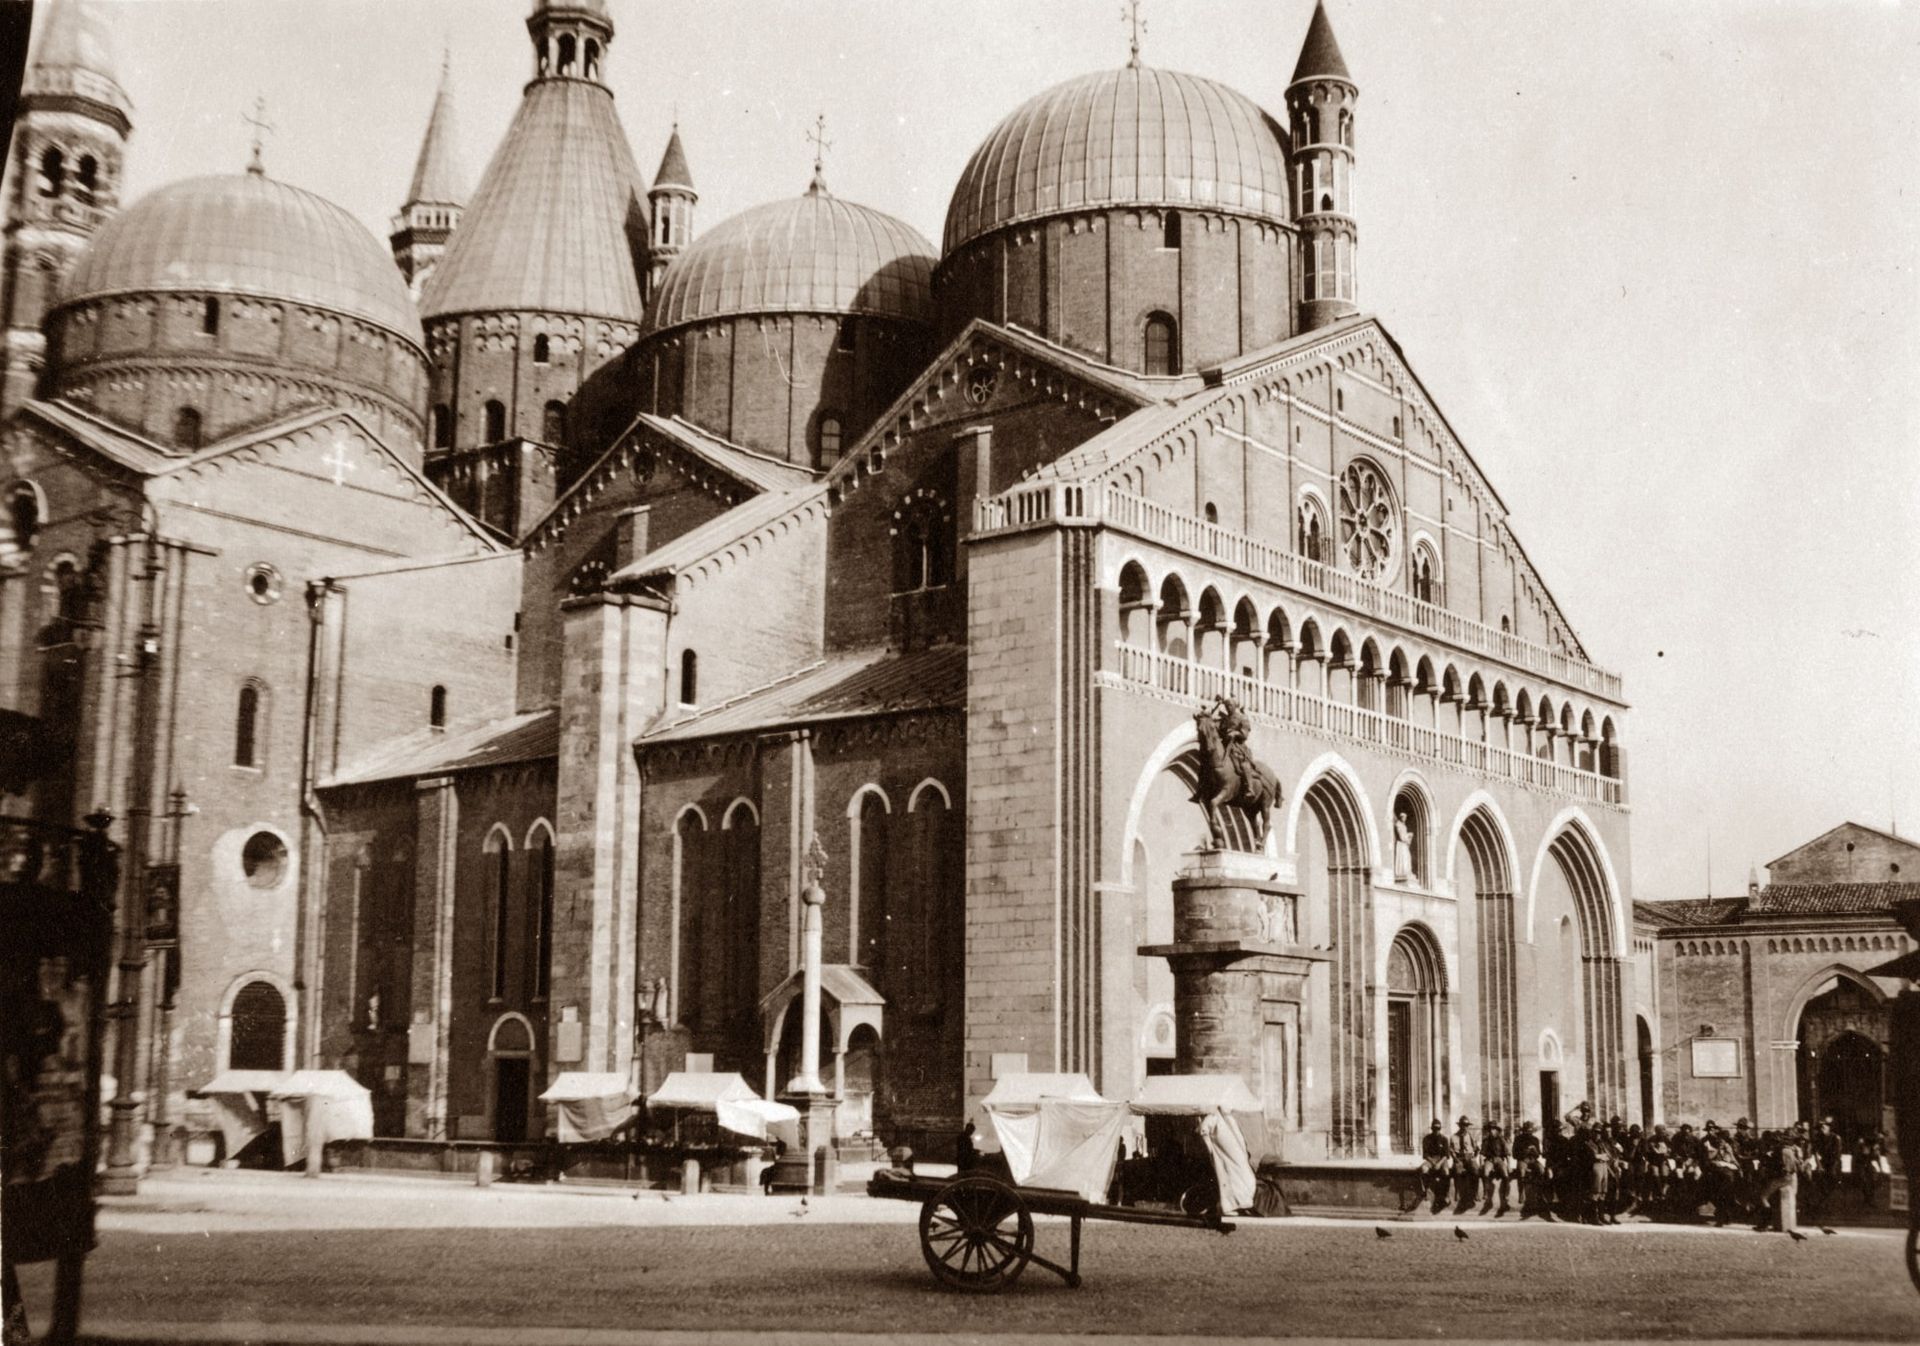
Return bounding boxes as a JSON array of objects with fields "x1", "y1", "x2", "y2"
[
  {"x1": 583, "y1": 39, "x2": 601, "y2": 80},
  {"x1": 1411, "y1": 544, "x2": 1438, "y2": 604},
  {"x1": 816, "y1": 413, "x2": 843, "y2": 462},
  {"x1": 532, "y1": 334, "x2": 550, "y2": 364},
  {"x1": 483, "y1": 400, "x2": 506, "y2": 442},
  {"x1": 1339, "y1": 108, "x2": 1353, "y2": 147},
  {"x1": 228, "y1": 981, "x2": 286, "y2": 1071},
  {"x1": 76, "y1": 155, "x2": 97, "y2": 202},
  {"x1": 528, "y1": 827, "x2": 554, "y2": 1001},
  {"x1": 891, "y1": 494, "x2": 953, "y2": 593},
  {"x1": 1143, "y1": 313, "x2": 1177, "y2": 376},
  {"x1": 542, "y1": 400, "x2": 566, "y2": 445},
  {"x1": 488, "y1": 835, "x2": 512, "y2": 999},
  {"x1": 38, "y1": 147, "x2": 63, "y2": 198},
  {"x1": 1499, "y1": 615, "x2": 1512, "y2": 634},
  {"x1": 173, "y1": 407, "x2": 203, "y2": 449},
  {"x1": 431, "y1": 403, "x2": 452, "y2": 449},
  {"x1": 679, "y1": 648, "x2": 698, "y2": 705},
  {"x1": 1297, "y1": 496, "x2": 1328, "y2": 564},
  {"x1": 7, "y1": 482, "x2": 41, "y2": 550},
  {"x1": 201, "y1": 297, "x2": 219, "y2": 336},
  {"x1": 1162, "y1": 212, "x2": 1181, "y2": 250},
  {"x1": 234, "y1": 683, "x2": 261, "y2": 767},
  {"x1": 556, "y1": 33, "x2": 576, "y2": 74},
  {"x1": 836, "y1": 320, "x2": 856, "y2": 352},
  {"x1": 429, "y1": 684, "x2": 447, "y2": 728},
  {"x1": 1203, "y1": 502, "x2": 1218, "y2": 525}
]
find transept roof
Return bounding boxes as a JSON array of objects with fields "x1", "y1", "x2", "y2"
[{"x1": 637, "y1": 645, "x2": 965, "y2": 746}]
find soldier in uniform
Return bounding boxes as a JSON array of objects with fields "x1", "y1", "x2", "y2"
[
  {"x1": 1420, "y1": 1119, "x2": 1453, "y2": 1214},
  {"x1": 1210, "y1": 695, "x2": 1257, "y2": 796},
  {"x1": 1512, "y1": 1119, "x2": 1551, "y2": 1220},
  {"x1": 1480, "y1": 1119, "x2": 1514, "y2": 1217},
  {"x1": 1450, "y1": 1115, "x2": 1481, "y2": 1213}
]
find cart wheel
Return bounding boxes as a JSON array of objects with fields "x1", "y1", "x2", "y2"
[{"x1": 919, "y1": 1176, "x2": 1034, "y2": 1292}]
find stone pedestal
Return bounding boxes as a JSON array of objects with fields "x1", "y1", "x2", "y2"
[
  {"x1": 1140, "y1": 849, "x2": 1328, "y2": 1107},
  {"x1": 770, "y1": 1093, "x2": 840, "y2": 1194}
]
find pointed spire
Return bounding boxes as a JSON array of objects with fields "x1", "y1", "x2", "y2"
[
  {"x1": 653, "y1": 124, "x2": 693, "y2": 193},
  {"x1": 25, "y1": 0, "x2": 131, "y2": 122},
  {"x1": 1122, "y1": 0, "x2": 1145, "y2": 69},
  {"x1": 405, "y1": 52, "x2": 468, "y2": 208},
  {"x1": 1291, "y1": 0, "x2": 1351, "y2": 84}
]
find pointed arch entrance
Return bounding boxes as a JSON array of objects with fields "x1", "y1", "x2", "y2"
[
  {"x1": 1385, "y1": 925, "x2": 1448, "y2": 1154},
  {"x1": 1792, "y1": 972, "x2": 1887, "y2": 1139},
  {"x1": 1456, "y1": 805, "x2": 1519, "y2": 1124},
  {"x1": 1542, "y1": 824, "x2": 1627, "y2": 1116},
  {"x1": 1301, "y1": 770, "x2": 1373, "y2": 1156}
]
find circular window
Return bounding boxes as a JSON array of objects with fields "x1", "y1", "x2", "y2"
[
  {"x1": 966, "y1": 367, "x2": 999, "y2": 406},
  {"x1": 245, "y1": 563, "x2": 281, "y2": 605},
  {"x1": 241, "y1": 831, "x2": 288, "y2": 889},
  {"x1": 1336, "y1": 460, "x2": 1399, "y2": 581}
]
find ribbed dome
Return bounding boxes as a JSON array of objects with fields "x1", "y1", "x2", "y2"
[
  {"x1": 640, "y1": 189, "x2": 934, "y2": 338},
  {"x1": 943, "y1": 65, "x2": 1291, "y2": 257},
  {"x1": 59, "y1": 173, "x2": 422, "y2": 344}
]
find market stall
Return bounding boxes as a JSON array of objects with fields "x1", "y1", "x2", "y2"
[
  {"x1": 192, "y1": 1069, "x2": 288, "y2": 1163},
  {"x1": 538, "y1": 1072, "x2": 637, "y2": 1144},
  {"x1": 645, "y1": 1072, "x2": 799, "y2": 1145},
  {"x1": 268, "y1": 1070, "x2": 373, "y2": 1169}
]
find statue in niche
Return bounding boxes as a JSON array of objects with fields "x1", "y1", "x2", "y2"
[
  {"x1": 1393, "y1": 803, "x2": 1415, "y2": 882},
  {"x1": 1191, "y1": 695, "x2": 1282, "y2": 851}
]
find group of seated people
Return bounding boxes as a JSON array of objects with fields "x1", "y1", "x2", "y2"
[{"x1": 1419, "y1": 1104, "x2": 1892, "y2": 1228}]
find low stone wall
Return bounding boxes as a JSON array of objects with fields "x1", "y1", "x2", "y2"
[{"x1": 1268, "y1": 1159, "x2": 1422, "y2": 1216}]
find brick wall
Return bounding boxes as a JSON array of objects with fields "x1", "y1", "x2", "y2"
[{"x1": 1768, "y1": 825, "x2": 1920, "y2": 885}]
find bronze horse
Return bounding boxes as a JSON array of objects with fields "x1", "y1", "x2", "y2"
[{"x1": 1191, "y1": 706, "x2": 1282, "y2": 850}]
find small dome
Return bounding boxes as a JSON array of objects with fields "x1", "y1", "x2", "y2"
[
  {"x1": 59, "y1": 173, "x2": 422, "y2": 345},
  {"x1": 641, "y1": 189, "x2": 934, "y2": 338},
  {"x1": 943, "y1": 65, "x2": 1290, "y2": 257}
]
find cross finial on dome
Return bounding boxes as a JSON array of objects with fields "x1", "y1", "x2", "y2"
[
  {"x1": 1121, "y1": 0, "x2": 1146, "y2": 68},
  {"x1": 806, "y1": 111, "x2": 833, "y2": 196},
  {"x1": 241, "y1": 96, "x2": 274, "y2": 176}
]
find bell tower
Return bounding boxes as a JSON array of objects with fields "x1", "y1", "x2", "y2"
[
  {"x1": 391, "y1": 54, "x2": 468, "y2": 295},
  {"x1": 2, "y1": 0, "x2": 133, "y2": 417},
  {"x1": 647, "y1": 126, "x2": 696, "y2": 290},
  {"x1": 527, "y1": 0, "x2": 615, "y2": 87},
  {"x1": 1287, "y1": 0, "x2": 1358, "y2": 333}
]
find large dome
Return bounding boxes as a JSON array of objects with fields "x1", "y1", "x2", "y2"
[
  {"x1": 59, "y1": 172, "x2": 423, "y2": 346},
  {"x1": 943, "y1": 65, "x2": 1291, "y2": 257},
  {"x1": 641, "y1": 188, "x2": 935, "y2": 338}
]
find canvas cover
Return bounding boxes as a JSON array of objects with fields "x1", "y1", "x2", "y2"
[
  {"x1": 714, "y1": 1097, "x2": 801, "y2": 1145},
  {"x1": 1132, "y1": 1074, "x2": 1266, "y2": 1201},
  {"x1": 539, "y1": 1072, "x2": 637, "y2": 1144},
  {"x1": 646, "y1": 1071, "x2": 758, "y2": 1109},
  {"x1": 268, "y1": 1070, "x2": 373, "y2": 1166},
  {"x1": 979, "y1": 1072, "x2": 1104, "y2": 1110},
  {"x1": 195, "y1": 1070, "x2": 288, "y2": 1158}
]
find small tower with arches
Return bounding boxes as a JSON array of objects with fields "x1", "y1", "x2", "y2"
[{"x1": 1287, "y1": 0, "x2": 1358, "y2": 333}]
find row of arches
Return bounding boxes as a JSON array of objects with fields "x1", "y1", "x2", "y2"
[
  {"x1": 1767, "y1": 934, "x2": 1903, "y2": 956},
  {"x1": 434, "y1": 399, "x2": 568, "y2": 451},
  {"x1": 479, "y1": 821, "x2": 557, "y2": 1006},
  {"x1": 1117, "y1": 559, "x2": 1622, "y2": 777}
]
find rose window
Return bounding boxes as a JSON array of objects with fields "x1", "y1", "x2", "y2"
[{"x1": 1337, "y1": 460, "x2": 1399, "y2": 581}]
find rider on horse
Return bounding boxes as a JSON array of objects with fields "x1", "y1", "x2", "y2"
[{"x1": 1210, "y1": 695, "x2": 1258, "y2": 799}]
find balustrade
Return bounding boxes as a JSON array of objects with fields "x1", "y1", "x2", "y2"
[{"x1": 1110, "y1": 642, "x2": 1624, "y2": 807}]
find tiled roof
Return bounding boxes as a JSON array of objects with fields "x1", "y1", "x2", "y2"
[
  {"x1": 322, "y1": 709, "x2": 556, "y2": 788},
  {"x1": 1634, "y1": 899, "x2": 1747, "y2": 929},
  {"x1": 60, "y1": 173, "x2": 422, "y2": 343},
  {"x1": 608, "y1": 486, "x2": 825, "y2": 586},
  {"x1": 1765, "y1": 821, "x2": 1919, "y2": 868},
  {"x1": 637, "y1": 645, "x2": 964, "y2": 745},
  {"x1": 943, "y1": 65, "x2": 1290, "y2": 257},
  {"x1": 1291, "y1": 1, "x2": 1352, "y2": 83},
  {"x1": 421, "y1": 79, "x2": 648, "y2": 322},
  {"x1": 1746, "y1": 883, "x2": 1917, "y2": 917},
  {"x1": 637, "y1": 415, "x2": 815, "y2": 493},
  {"x1": 641, "y1": 187, "x2": 934, "y2": 337},
  {"x1": 22, "y1": 399, "x2": 171, "y2": 474}
]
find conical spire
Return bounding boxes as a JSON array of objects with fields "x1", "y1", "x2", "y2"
[
  {"x1": 25, "y1": 0, "x2": 131, "y2": 121},
  {"x1": 653, "y1": 125, "x2": 693, "y2": 193},
  {"x1": 406, "y1": 54, "x2": 468, "y2": 208},
  {"x1": 1291, "y1": 0, "x2": 1351, "y2": 84}
]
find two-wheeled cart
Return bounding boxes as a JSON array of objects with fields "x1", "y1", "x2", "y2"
[{"x1": 868, "y1": 1072, "x2": 1266, "y2": 1292}]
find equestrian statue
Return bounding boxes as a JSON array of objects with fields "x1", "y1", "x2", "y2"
[{"x1": 1190, "y1": 695, "x2": 1283, "y2": 851}]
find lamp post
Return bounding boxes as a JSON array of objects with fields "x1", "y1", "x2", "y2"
[{"x1": 100, "y1": 505, "x2": 166, "y2": 1196}]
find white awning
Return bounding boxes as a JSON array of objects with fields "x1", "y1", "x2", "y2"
[
  {"x1": 194, "y1": 1070, "x2": 288, "y2": 1097},
  {"x1": 1130, "y1": 1074, "x2": 1263, "y2": 1115},
  {"x1": 538, "y1": 1072, "x2": 636, "y2": 1104},
  {"x1": 715, "y1": 1097, "x2": 801, "y2": 1143},
  {"x1": 268, "y1": 1070, "x2": 371, "y2": 1101},
  {"x1": 980, "y1": 1072, "x2": 1105, "y2": 1111},
  {"x1": 646, "y1": 1071, "x2": 759, "y2": 1110}
]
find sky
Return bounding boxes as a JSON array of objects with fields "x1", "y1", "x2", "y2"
[{"x1": 34, "y1": 0, "x2": 1920, "y2": 901}]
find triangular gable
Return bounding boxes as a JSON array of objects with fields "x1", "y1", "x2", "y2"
[
  {"x1": 151, "y1": 407, "x2": 501, "y2": 555},
  {"x1": 1767, "y1": 822, "x2": 1920, "y2": 871},
  {"x1": 1041, "y1": 314, "x2": 1595, "y2": 663},
  {"x1": 608, "y1": 484, "x2": 830, "y2": 591},
  {"x1": 521, "y1": 412, "x2": 801, "y2": 554},
  {"x1": 16, "y1": 398, "x2": 175, "y2": 478},
  {"x1": 823, "y1": 318, "x2": 1158, "y2": 505}
]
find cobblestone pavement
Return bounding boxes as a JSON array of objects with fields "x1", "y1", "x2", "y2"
[{"x1": 11, "y1": 1169, "x2": 1916, "y2": 1343}]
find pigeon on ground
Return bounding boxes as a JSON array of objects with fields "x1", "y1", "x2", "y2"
[
  {"x1": 791, "y1": 1205, "x2": 809, "y2": 1217},
  {"x1": 1787, "y1": 1230, "x2": 1808, "y2": 1243},
  {"x1": 1820, "y1": 1227, "x2": 1837, "y2": 1236},
  {"x1": 1374, "y1": 1227, "x2": 1392, "y2": 1240},
  {"x1": 1453, "y1": 1226, "x2": 1469, "y2": 1242}
]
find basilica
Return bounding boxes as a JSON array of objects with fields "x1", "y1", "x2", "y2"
[{"x1": 3, "y1": 0, "x2": 1670, "y2": 1164}]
